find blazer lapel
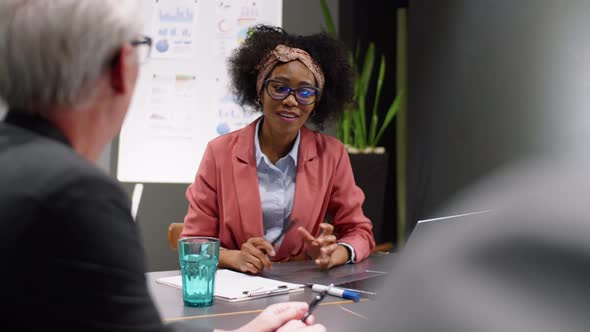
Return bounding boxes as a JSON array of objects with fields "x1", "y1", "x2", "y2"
[
  {"x1": 233, "y1": 118, "x2": 264, "y2": 241},
  {"x1": 277, "y1": 126, "x2": 319, "y2": 258}
]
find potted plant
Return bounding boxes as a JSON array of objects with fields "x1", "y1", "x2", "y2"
[
  {"x1": 319, "y1": 0, "x2": 402, "y2": 154},
  {"x1": 318, "y1": 0, "x2": 407, "y2": 247}
]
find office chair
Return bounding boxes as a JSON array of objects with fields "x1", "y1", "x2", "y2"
[{"x1": 167, "y1": 222, "x2": 184, "y2": 250}]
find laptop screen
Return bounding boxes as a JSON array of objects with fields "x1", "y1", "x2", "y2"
[{"x1": 407, "y1": 210, "x2": 493, "y2": 244}]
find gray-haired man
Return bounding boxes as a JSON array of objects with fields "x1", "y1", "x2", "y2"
[{"x1": 0, "y1": 1, "x2": 324, "y2": 331}]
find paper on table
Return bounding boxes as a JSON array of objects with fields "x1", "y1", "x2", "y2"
[{"x1": 156, "y1": 269, "x2": 305, "y2": 302}]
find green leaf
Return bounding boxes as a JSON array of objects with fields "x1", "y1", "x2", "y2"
[
  {"x1": 356, "y1": 43, "x2": 375, "y2": 146},
  {"x1": 319, "y1": 0, "x2": 337, "y2": 37},
  {"x1": 358, "y1": 43, "x2": 375, "y2": 103},
  {"x1": 369, "y1": 55, "x2": 386, "y2": 146},
  {"x1": 356, "y1": 94, "x2": 367, "y2": 148},
  {"x1": 373, "y1": 90, "x2": 404, "y2": 146}
]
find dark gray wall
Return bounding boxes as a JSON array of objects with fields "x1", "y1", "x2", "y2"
[
  {"x1": 407, "y1": 0, "x2": 590, "y2": 231},
  {"x1": 104, "y1": 0, "x2": 340, "y2": 272}
]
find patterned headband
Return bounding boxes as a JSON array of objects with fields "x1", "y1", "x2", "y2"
[{"x1": 255, "y1": 44, "x2": 325, "y2": 98}]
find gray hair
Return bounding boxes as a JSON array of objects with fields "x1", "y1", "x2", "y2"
[{"x1": 0, "y1": 0, "x2": 144, "y2": 113}]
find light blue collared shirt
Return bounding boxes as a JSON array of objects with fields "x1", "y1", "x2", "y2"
[
  {"x1": 254, "y1": 119, "x2": 356, "y2": 262},
  {"x1": 255, "y1": 119, "x2": 299, "y2": 247}
]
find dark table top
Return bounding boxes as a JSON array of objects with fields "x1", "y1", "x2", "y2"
[{"x1": 146, "y1": 252, "x2": 395, "y2": 331}]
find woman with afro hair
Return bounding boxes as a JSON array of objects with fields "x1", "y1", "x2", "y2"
[{"x1": 181, "y1": 25, "x2": 375, "y2": 274}]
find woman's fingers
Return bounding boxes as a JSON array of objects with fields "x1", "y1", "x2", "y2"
[
  {"x1": 297, "y1": 226, "x2": 316, "y2": 243},
  {"x1": 299, "y1": 225, "x2": 335, "y2": 246},
  {"x1": 314, "y1": 256, "x2": 331, "y2": 269},
  {"x1": 250, "y1": 249, "x2": 272, "y2": 270},
  {"x1": 243, "y1": 261, "x2": 260, "y2": 274},
  {"x1": 249, "y1": 237, "x2": 276, "y2": 256},
  {"x1": 315, "y1": 234, "x2": 336, "y2": 246},
  {"x1": 299, "y1": 225, "x2": 339, "y2": 262},
  {"x1": 314, "y1": 243, "x2": 338, "y2": 269},
  {"x1": 242, "y1": 250, "x2": 264, "y2": 270},
  {"x1": 318, "y1": 223, "x2": 334, "y2": 236},
  {"x1": 248, "y1": 238, "x2": 274, "y2": 268},
  {"x1": 321, "y1": 243, "x2": 339, "y2": 256},
  {"x1": 240, "y1": 238, "x2": 274, "y2": 272}
]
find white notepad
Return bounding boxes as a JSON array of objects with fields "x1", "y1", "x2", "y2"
[{"x1": 156, "y1": 269, "x2": 305, "y2": 302}]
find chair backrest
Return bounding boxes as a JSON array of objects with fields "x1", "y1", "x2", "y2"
[{"x1": 168, "y1": 222, "x2": 184, "y2": 250}]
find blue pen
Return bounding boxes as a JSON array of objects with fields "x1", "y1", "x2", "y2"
[{"x1": 311, "y1": 284, "x2": 362, "y2": 302}]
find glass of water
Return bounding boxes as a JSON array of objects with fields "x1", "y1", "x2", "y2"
[{"x1": 178, "y1": 237, "x2": 220, "y2": 307}]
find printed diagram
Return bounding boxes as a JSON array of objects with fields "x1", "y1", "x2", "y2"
[
  {"x1": 215, "y1": 0, "x2": 261, "y2": 58},
  {"x1": 147, "y1": 73, "x2": 197, "y2": 138},
  {"x1": 152, "y1": 0, "x2": 199, "y2": 59},
  {"x1": 216, "y1": 92, "x2": 258, "y2": 136}
]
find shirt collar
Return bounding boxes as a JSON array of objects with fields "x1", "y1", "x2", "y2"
[
  {"x1": 254, "y1": 117, "x2": 300, "y2": 167},
  {"x1": 4, "y1": 110, "x2": 71, "y2": 146}
]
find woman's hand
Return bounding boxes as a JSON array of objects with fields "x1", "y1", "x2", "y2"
[
  {"x1": 220, "y1": 237, "x2": 275, "y2": 274},
  {"x1": 298, "y1": 223, "x2": 348, "y2": 269}
]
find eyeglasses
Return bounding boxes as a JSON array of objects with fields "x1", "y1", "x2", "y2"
[
  {"x1": 131, "y1": 35, "x2": 152, "y2": 64},
  {"x1": 264, "y1": 79, "x2": 320, "y2": 105}
]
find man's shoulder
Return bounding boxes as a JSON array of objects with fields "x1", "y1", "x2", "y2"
[
  {"x1": 0, "y1": 124, "x2": 124, "y2": 200},
  {"x1": 0, "y1": 124, "x2": 132, "y2": 258}
]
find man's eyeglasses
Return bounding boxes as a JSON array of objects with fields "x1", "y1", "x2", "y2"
[
  {"x1": 131, "y1": 35, "x2": 152, "y2": 64},
  {"x1": 264, "y1": 79, "x2": 320, "y2": 105}
]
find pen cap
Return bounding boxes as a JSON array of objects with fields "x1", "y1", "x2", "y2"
[
  {"x1": 342, "y1": 289, "x2": 361, "y2": 302},
  {"x1": 311, "y1": 284, "x2": 362, "y2": 302}
]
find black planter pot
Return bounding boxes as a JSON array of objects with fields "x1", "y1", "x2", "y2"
[{"x1": 348, "y1": 152, "x2": 390, "y2": 245}]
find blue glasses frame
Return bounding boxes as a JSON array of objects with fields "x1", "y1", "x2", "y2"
[{"x1": 264, "y1": 79, "x2": 320, "y2": 105}]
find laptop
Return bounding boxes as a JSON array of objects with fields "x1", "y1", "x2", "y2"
[
  {"x1": 310, "y1": 210, "x2": 494, "y2": 293},
  {"x1": 408, "y1": 209, "x2": 493, "y2": 241},
  {"x1": 338, "y1": 210, "x2": 493, "y2": 291}
]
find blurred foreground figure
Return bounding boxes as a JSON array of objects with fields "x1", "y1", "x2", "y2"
[
  {"x1": 355, "y1": 154, "x2": 590, "y2": 332},
  {"x1": 0, "y1": 1, "x2": 323, "y2": 331}
]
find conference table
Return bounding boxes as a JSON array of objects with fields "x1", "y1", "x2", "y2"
[{"x1": 146, "y1": 252, "x2": 395, "y2": 331}]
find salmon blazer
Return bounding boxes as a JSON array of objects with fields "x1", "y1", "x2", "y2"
[{"x1": 182, "y1": 118, "x2": 375, "y2": 262}]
